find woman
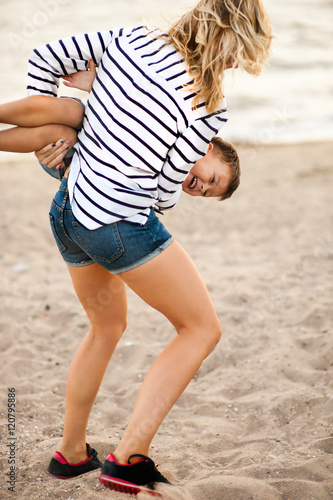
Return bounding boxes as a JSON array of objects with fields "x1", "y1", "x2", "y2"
[{"x1": 13, "y1": 0, "x2": 272, "y2": 494}]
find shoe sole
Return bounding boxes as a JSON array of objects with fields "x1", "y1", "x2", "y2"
[
  {"x1": 48, "y1": 471, "x2": 77, "y2": 480},
  {"x1": 48, "y1": 467, "x2": 101, "y2": 480},
  {"x1": 99, "y1": 474, "x2": 162, "y2": 497}
]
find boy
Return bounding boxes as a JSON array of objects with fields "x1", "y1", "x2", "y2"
[
  {"x1": 0, "y1": 61, "x2": 240, "y2": 201},
  {"x1": 34, "y1": 134, "x2": 240, "y2": 201}
]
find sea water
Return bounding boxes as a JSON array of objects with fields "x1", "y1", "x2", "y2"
[
  {"x1": 0, "y1": 0, "x2": 332, "y2": 145},
  {"x1": 222, "y1": 0, "x2": 333, "y2": 144}
]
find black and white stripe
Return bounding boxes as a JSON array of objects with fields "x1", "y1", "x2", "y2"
[{"x1": 27, "y1": 26, "x2": 228, "y2": 229}]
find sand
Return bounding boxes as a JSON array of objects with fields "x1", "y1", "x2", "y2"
[{"x1": 0, "y1": 141, "x2": 332, "y2": 500}]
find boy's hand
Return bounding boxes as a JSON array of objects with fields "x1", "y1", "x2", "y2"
[
  {"x1": 35, "y1": 139, "x2": 70, "y2": 169},
  {"x1": 61, "y1": 59, "x2": 96, "y2": 92}
]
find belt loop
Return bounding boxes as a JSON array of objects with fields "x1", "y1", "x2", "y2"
[{"x1": 60, "y1": 179, "x2": 69, "y2": 231}]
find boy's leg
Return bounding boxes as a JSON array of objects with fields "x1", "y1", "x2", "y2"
[
  {"x1": 113, "y1": 240, "x2": 222, "y2": 463},
  {"x1": 58, "y1": 263, "x2": 128, "y2": 463},
  {"x1": 0, "y1": 123, "x2": 77, "y2": 153},
  {"x1": 0, "y1": 95, "x2": 83, "y2": 129}
]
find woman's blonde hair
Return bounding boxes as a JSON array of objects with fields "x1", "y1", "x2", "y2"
[{"x1": 168, "y1": 0, "x2": 273, "y2": 112}]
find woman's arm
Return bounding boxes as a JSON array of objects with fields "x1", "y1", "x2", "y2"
[
  {"x1": 35, "y1": 139, "x2": 70, "y2": 170},
  {"x1": 33, "y1": 61, "x2": 96, "y2": 169},
  {"x1": 156, "y1": 106, "x2": 228, "y2": 209},
  {"x1": 27, "y1": 30, "x2": 114, "y2": 97},
  {"x1": 29, "y1": 31, "x2": 112, "y2": 168}
]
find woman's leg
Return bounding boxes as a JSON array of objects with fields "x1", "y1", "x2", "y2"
[
  {"x1": 59, "y1": 263, "x2": 128, "y2": 463},
  {"x1": 0, "y1": 123, "x2": 77, "y2": 153},
  {"x1": 114, "y1": 240, "x2": 222, "y2": 463},
  {"x1": 0, "y1": 95, "x2": 83, "y2": 128}
]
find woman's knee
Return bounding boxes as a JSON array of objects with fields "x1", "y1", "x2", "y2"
[
  {"x1": 90, "y1": 316, "x2": 127, "y2": 343},
  {"x1": 203, "y1": 318, "x2": 222, "y2": 354},
  {"x1": 178, "y1": 315, "x2": 222, "y2": 356}
]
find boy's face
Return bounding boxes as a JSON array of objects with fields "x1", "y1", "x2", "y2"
[{"x1": 182, "y1": 143, "x2": 231, "y2": 198}]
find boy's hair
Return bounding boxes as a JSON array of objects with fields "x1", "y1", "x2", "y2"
[
  {"x1": 210, "y1": 136, "x2": 240, "y2": 200},
  {"x1": 168, "y1": 0, "x2": 273, "y2": 113}
]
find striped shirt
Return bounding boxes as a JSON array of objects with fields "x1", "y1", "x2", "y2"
[{"x1": 27, "y1": 26, "x2": 228, "y2": 229}]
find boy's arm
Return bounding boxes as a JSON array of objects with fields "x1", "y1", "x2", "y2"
[{"x1": 27, "y1": 30, "x2": 114, "y2": 97}]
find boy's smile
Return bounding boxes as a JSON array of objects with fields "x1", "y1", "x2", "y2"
[{"x1": 188, "y1": 176, "x2": 199, "y2": 190}]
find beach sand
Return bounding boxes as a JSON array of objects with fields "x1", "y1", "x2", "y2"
[{"x1": 0, "y1": 141, "x2": 332, "y2": 500}]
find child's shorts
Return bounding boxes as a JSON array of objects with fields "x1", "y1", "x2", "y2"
[{"x1": 49, "y1": 178, "x2": 173, "y2": 274}]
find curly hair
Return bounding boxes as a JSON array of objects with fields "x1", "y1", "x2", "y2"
[{"x1": 168, "y1": 0, "x2": 273, "y2": 112}]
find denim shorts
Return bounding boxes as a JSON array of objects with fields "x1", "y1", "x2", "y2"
[{"x1": 49, "y1": 178, "x2": 173, "y2": 274}]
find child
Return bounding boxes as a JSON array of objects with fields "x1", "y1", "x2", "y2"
[{"x1": 0, "y1": 63, "x2": 240, "y2": 201}]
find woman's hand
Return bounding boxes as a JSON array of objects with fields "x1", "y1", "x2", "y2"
[
  {"x1": 61, "y1": 59, "x2": 96, "y2": 92},
  {"x1": 35, "y1": 138, "x2": 71, "y2": 169}
]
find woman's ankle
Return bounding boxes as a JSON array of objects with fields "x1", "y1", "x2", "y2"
[
  {"x1": 113, "y1": 446, "x2": 150, "y2": 465},
  {"x1": 58, "y1": 442, "x2": 88, "y2": 464}
]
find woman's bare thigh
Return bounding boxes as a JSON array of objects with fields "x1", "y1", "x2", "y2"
[{"x1": 119, "y1": 240, "x2": 220, "y2": 335}]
